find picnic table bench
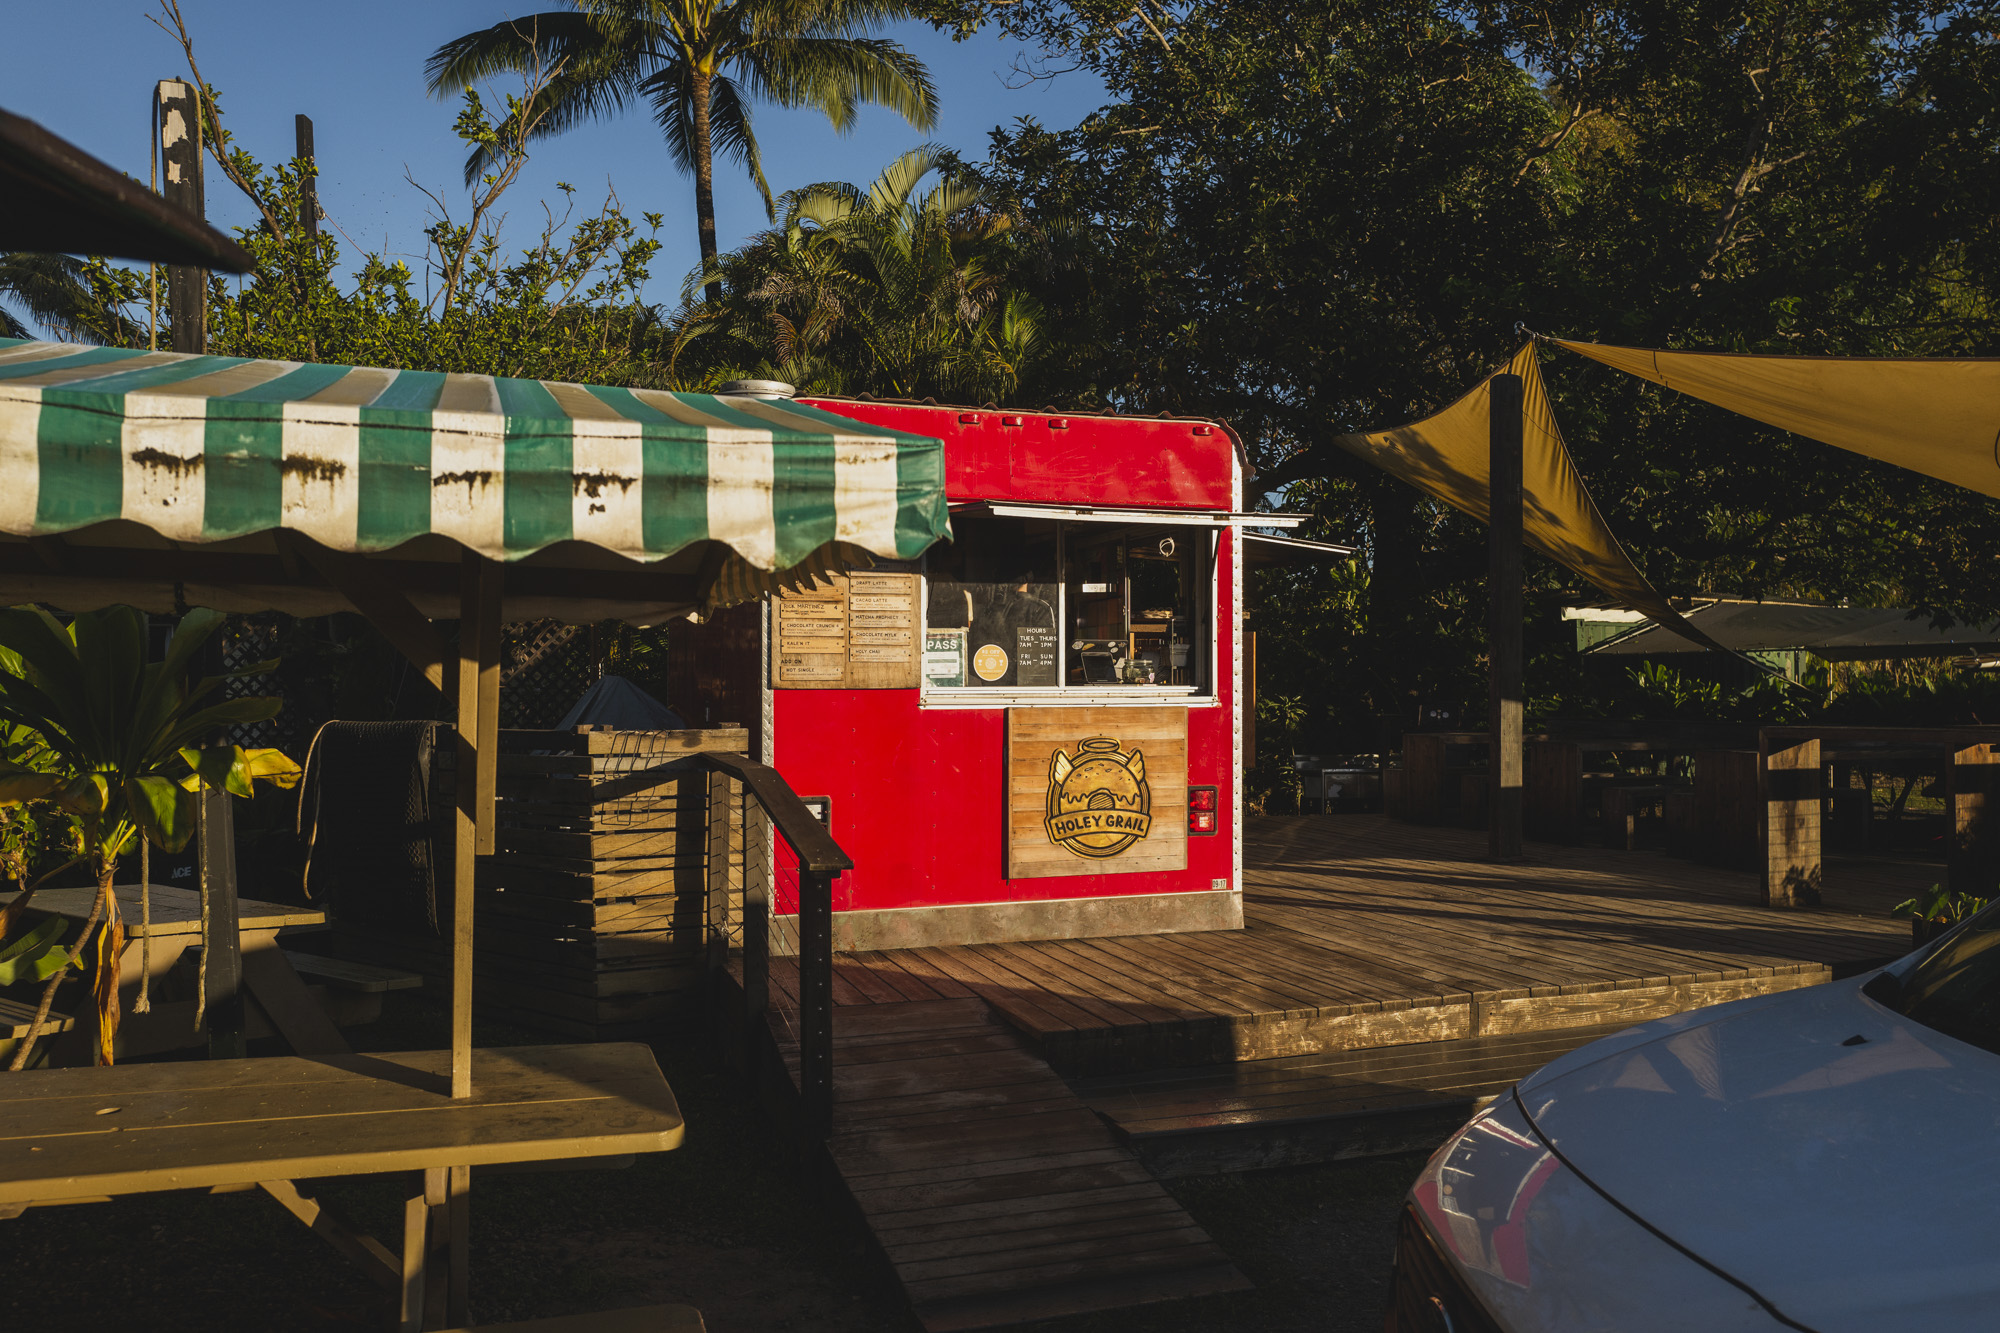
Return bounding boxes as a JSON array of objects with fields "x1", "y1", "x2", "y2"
[
  {"x1": 2, "y1": 883, "x2": 413, "y2": 1063},
  {"x1": 0, "y1": 1042, "x2": 683, "y2": 1331}
]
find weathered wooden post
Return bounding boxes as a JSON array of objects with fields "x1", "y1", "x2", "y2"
[
  {"x1": 294, "y1": 113, "x2": 318, "y2": 238},
  {"x1": 1760, "y1": 734, "x2": 1822, "y2": 907},
  {"x1": 451, "y1": 553, "x2": 502, "y2": 1102},
  {"x1": 1949, "y1": 743, "x2": 1999, "y2": 899},
  {"x1": 155, "y1": 80, "x2": 205, "y2": 354},
  {"x1": 1488, "y1": 372, "x2": 1525, "y2": 861},
  {"x1": 1524, "y1": 740, "x2": 1581, "y2": 843}
]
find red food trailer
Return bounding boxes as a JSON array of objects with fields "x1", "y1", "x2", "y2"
[{"x1": 672, "y1": 395, "x2": 1320, "y2": 950}]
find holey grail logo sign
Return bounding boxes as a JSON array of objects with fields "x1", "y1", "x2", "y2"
[{"x1": 1046, "y1": 736, "x2": 1153, "y2": 858}]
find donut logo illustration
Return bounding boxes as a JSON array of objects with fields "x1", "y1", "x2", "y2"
[{"x1": 1045, "y1": 736, "x2": 1153, "y2": 858}]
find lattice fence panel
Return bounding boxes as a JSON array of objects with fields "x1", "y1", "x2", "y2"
[
  {"x1": 500, "y1": 620, "x2": 598, "y2": 729},
  {"x1": 216, "y1": 617, "x2": 292, "y2": 750}
]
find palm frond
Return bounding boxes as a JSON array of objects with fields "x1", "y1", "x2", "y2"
[
  {"x1": 0, "y1": 253, "x2": 134, "y2": 345},
  {"x1": 738, "y1": 35, "x2": 938, "y2": 132},
  {"x1": 866, "y1": 145, "x2": 952, "y2": 214},
  {"x1": 425, "y1": 10, "x2": 619, "y2": 97}
]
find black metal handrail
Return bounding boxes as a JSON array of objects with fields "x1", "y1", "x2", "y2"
[{"x1": 589, "y1": 750, "x2": 848, "y2": 1140}]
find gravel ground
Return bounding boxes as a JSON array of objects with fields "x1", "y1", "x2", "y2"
[{"x1": 0, "y1": 994, "x2": 1437, "y2": 1332}]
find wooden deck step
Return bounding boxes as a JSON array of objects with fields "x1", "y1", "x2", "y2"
[
  {"x1": 1071, "y1": 1023, "x2": 1635, "y2": 1177},
  {"x1": 756, "y1": 813, "x2": 1912, "y2": 1076},
  {"x1": 283, "y1": 951, "x2": 424, "y2": 993},
  {"x1": 773, "y1": 997, "x2": 1250, "y2": 1332},
  {"x1": 446, "y1": 1304, "x2": 704, "y2": 1331}
]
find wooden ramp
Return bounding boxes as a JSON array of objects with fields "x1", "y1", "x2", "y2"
[
  {"x1": 1071, "y1": 1023, "x2": 1632, "y2": 1178},
  {"x1": 774, "y1": 997, "x2": 1250, "y2": 1332}
]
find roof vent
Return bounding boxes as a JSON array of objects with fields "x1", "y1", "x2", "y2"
[{"x1": 717, "y1": 378, "x2": 796, "y2": 400}]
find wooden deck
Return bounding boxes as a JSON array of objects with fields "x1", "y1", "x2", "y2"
[
  {"x1": 745, "y1": 813, "x2": 1922, "y2": 1329},
  {"x1": 772, "y1": 998, "x2": 1249, "y2": 1332},
  {"x1": 769, "y1": 813, "x2": 1917, "y2": 1074}
]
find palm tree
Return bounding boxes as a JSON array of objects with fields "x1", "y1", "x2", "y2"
[
  {"x1": 675, "y1": 146, "x2": 1043, "y2": 401},
  {"x1": 426, "y1": 0, "x2": 940, "y2": 302},
  {"x1": 791, "y1": 146, "x2": 1041, "y2": 398}
]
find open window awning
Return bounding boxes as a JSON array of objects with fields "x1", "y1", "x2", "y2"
[
  {"x1": 0, "y1": 338, "x2": 951, "y2": 622},
  {"x1": 1584, "y1": 598, "x2": 2000, "y2": 660},
  {"x1": 967, "y1": 501, "x2": 1307, "y2": 528}
]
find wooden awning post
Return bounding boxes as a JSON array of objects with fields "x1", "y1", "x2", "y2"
[
  {"x1": 1488, "y1": 372, "x2": 1525, "y2": 861},
  {"x1": 452, "y1": 553, "x2": 502, "y2": 1099}
]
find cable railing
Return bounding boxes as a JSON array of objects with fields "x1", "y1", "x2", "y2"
[{"x1": 587, "y1": 748, "x2": 849, "y2": 1139}]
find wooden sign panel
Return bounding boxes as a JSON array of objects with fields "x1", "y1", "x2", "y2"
[
  {"x1": 772, "y1": 568, "x2": 920, "y2": 689},
  {"x1": 1006, "y1": 707, "x2": 1189, "y2": 880}
]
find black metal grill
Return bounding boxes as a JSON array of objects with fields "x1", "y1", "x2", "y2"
[{"x1": 1385, "y1": 1205, "x2": 1507, "y2": 1333}]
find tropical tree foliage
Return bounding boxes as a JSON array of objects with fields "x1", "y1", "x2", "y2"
[
  {"x1": 427, "y1": 0, "x2": 942, "y2": 299},
  {"x1": 0, "y1": 607, "x2": 301, "y2": 1068},
  {"x1": 671, "y1": 146, "x2": 1044, "y2": 399},
  {"x1": 0, "y1": 252, "x2": 145, "y2": 346},
  {"x1": 924, "y1": 0, "x2": 2000, "y2": 749}
]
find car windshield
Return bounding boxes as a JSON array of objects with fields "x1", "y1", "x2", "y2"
[{"x1": 1867, "y1": 906, "x2": 2000, "y2": 1056}]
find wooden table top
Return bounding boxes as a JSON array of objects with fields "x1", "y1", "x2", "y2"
[
  {"x1": 0, "y1": 1043, "x2": 683, "y2": 1204},
  {"x1": 2, "y1": 883, "x2": 324, "y2": 937}
]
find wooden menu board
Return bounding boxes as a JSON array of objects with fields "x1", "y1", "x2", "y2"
[
  {"x1": 1006, "y1": 706, "x2": 1188, "y2": 879},
  {"x1": 772, "y1": 568, "x2": 920, "y2": 689}
]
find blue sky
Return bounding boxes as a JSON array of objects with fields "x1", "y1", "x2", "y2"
[{"x1": 7, "y1": 1, "x2": 1107, "y2": 321}]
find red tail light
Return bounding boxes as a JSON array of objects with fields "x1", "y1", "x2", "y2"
[{"x1": 1188, "y1": 785, "x2": 1219, "y2": 834}]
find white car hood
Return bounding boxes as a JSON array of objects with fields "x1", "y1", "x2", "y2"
[{"x1": 1518, "y1": 976, "x2": 2000, "y2": 1332}]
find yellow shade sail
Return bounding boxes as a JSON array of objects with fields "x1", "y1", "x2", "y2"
[
  {"x1": 1556, "y1": 340, "x2": 2000, "y2": 500},
  {"x1": 1324, "y1": 344, "x2": 1722, "y2": 650}
]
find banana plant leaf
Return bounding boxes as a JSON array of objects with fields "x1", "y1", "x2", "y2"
[{"x1": 0, "y1": 912, "x2": 68, "y2": 985}]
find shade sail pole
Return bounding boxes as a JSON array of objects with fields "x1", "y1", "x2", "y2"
[
  {"x1": 452, "y1": 553, "x2": 502, "y2": 1099},
  {"x1": 1489, "y1": 373, "x2": 1525, "y2": 861}
]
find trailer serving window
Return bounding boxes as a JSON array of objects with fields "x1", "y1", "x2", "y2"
[{"x1": 921, "y1": 507, "x2": 1214, "y2": 701}]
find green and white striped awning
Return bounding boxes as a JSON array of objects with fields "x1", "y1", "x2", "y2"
[{"x1": 0, "y1": 338, "x2": 949, "y2": 611}]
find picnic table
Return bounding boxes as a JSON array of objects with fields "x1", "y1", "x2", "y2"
[
  {"x1": 4, "y1": 883, "x2": 350, "y2": 1062},
  {"x1": 0, "y1": 1042, "x2": 684, "y2": 1331}
]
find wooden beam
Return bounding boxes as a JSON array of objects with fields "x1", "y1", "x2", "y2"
[
  {"x1": 0, "y1": 541, "x2": 697, "y2": 607},
  {"x1": 257, "y1": 1179, "x2": 400, "y2": 1293},
  {"x1": 399, "y1": 1181, "x2": 428, "y2": 1333},
  {"x1": 1487, "y1": 372, "x2": 1524, "y2": 862},
  {"x1": 285, "y1": 537, "x2": 448, "y2": 692}
]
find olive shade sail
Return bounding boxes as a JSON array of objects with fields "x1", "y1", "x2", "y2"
[
  {"x1": 0, "y1": 338, "x2": 951, "y2": 621},
  {"x1": 1555, "y1": 340, "x2": 2000, "y2": 501},
  {"x1": 1264, "y1": 344, "x2": 1722, "y2": 651}
]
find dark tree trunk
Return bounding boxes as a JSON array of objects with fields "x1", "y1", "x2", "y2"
[{"x1": 691, "y1": 70, "x2": 721, "y2": 305}]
